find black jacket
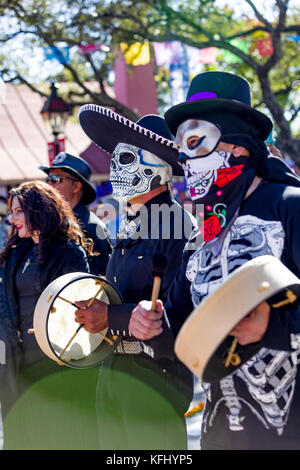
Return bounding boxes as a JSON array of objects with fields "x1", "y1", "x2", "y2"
[
  {"x1": 166, "y1": 181, "x2": 300, "y2": 450},
  {"x1": 105, "y1": 190, "x2": 197, "y2": 406},
  {"x1": 0, "y1": 238, "x2": 89, "y2": 400},
  {"x1": 73, "y1": 201, "x2": 112, "y2": 276}
]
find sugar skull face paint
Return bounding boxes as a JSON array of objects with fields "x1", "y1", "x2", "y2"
[
  {"x1": 180, "y1": 151, "x2": 231, "y2": 200},
  {"x1": 110, "y1": 143, "x2": 172, "y2": 200}
]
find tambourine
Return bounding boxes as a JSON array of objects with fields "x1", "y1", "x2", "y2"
[
  {"x1": 31, "y1": 273, "x2": 123, "y2": 368},
  {"x1": 175, "y1": 255, "x2": 300, "y2": 383}
]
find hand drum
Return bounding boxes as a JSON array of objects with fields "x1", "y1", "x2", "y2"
[
  {"x1": 175, "y1": 256, "x2": 300, "y2": 383},
  {"x1": 32, "y1": 273, "x2": 123, "y2": 368}
]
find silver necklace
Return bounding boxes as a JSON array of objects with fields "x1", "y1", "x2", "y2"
[{"x1": 21, "y1": 258, "x2": 31, "y2": 275}]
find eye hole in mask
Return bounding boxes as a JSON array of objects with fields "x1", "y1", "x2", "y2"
[
  {"x1": 187, "y1": 135, "x2": 206, "y2": 150},
  {"x1": 119, "y1": 152, "x2": 135, "y2": 165},
  {"x1": 175, "y1": 120, "x2": 222, "y2": 161}
]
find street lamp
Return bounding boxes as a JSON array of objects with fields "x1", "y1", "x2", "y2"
[{"x1": 40, "y1": 82, "x2": 70, "y2": 156}]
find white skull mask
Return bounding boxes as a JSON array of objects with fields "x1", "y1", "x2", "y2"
[{"x1": 110, "y1": 143, "x2": 172, "y2": 200}]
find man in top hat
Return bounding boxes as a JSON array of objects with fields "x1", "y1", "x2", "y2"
[
  {"x1": 131, "y1": 71, "x2": 300, "y2": 450},
  {"x1": 40, "y1": 153, "x2": 111, "y2": 275},
  {"x1": 76, "y1": 108, "x2": 197, "y2": 449}
]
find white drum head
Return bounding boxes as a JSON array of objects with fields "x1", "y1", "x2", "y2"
[{"x1": 33, "y1": 273, "x2": 123, "y2": 368}]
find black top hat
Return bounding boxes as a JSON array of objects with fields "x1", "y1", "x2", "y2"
[
  {"x1": 39, "y1": 153, "x2": 97, "y2": 205},
  {"x1": 78, "y1": 106, "x2": 183, "y2": 176},
  {"x1": 165, "y1": 71, "x2": 273, "y2": 140}
]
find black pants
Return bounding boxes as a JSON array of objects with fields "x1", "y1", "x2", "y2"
[{"x1": 96, "y1": 354, "x2": 189, "y2": 450}]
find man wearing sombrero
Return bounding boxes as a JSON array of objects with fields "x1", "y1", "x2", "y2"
[
  {"x1": 76, "y1": 108, "x2": 196, "y2": 449},
  {"x1": 132, "y1": 71, "x2": 300, "y2": 450}
]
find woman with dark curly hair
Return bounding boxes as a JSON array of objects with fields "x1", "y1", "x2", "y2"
[{"x1": 0, "y1": 181, "x2": 99, "y2": 450}]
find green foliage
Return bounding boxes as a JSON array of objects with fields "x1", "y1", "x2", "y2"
[{"x1": 0, "y1": 0, "x2": 299, "y2": 158}]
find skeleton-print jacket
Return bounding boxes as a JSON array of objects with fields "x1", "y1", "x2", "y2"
[
  {"x1": 166, "y1": 180, "x2": 300, "y2": 450},
  {"x1": 105, "y1": 190, "x2": 197, "y2": 403}
]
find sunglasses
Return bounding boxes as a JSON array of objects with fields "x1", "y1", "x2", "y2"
[{"x1": 45, "y1": 175, "x2": 77, "y2": 184}]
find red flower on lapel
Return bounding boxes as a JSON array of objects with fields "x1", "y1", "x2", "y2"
[
  {"x1": 203, "y1": 215, "x2": 222, "y2": 242},
  {"x1": 214, "y1": 164, "x2": 244, "y2": 188}
]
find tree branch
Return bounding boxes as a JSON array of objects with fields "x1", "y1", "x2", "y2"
[
  {"x1": 243, "y1": 0, "x2": 274, "y2": 29},
  {"x1": 3, "y1": 73, "x2": 48, "y2": 98}
]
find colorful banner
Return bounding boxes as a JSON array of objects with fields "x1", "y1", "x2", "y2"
[
  {"x1": 121, "y1": 42, "x2": 150, "y2": 66},
  {"x1": 221, "y1": 39, "x2": 249, "y2": 64},
  {"x1": 254, "y1": 34, "x2": 273, "y2": 57},
  {"x1": 153, "y1": 41, "x2": 183, "y2": 66},
  {"x1": 77, "y1": 44, "x2": 103, "y2": 55},
  {"x1": 286, "y1": 35, "x2": 300, "y2": 43},
  {"x1": 198, "y1": 47, "x2": 217, "y2": 64},
  {"x1": 169, "y1": 44, "x2": 189, "y2": 106},
  {"x1": 43, "y1": 46, "x2": 70, "y2": 65}
]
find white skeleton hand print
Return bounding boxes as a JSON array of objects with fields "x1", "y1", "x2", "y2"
[
  {"x1": 186, "y1": 213, "x2": 300, "y2": 436},
  {"x1": 186, "y1": 215, "x2": 285, "y2": 307}
]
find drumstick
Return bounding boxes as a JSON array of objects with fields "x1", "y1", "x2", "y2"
[
  {"x1": 59, "y1": 324, "x2": 84, "y2": 358},
  {"x1": 58, "y1": 296, "x2": 78, "y2": 308},
  {"x1": 151, "y1": 252, "x2": 167, "y2": 311},
  {"x1": 87, "y1": 282, "x2": 105, "y2": 307}
]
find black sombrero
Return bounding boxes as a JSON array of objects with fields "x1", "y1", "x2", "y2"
[
  {"x1": 165, "y1": 71, "x2": 273, "y2": 141},
  {"x1": 78, "y1": 106, "x2": 183, "y2": 176},
  {"x1": 39, "y1": 153, "x2": 96, "y2": 205}
]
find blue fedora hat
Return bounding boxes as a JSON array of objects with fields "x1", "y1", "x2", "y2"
[{"x1": 39, "y1": 153, "x2": 97, "y2": 205}]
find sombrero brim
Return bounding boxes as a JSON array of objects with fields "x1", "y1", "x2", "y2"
[
  {"x1": 78, "y1": 105, "x2": 184, "y2": 177},
  {"x1": 39, "y1": 165, "x2": 96, "y2": 205},
  {"x1": 165, "y1": 99, "x2": 273, "y2": 141}
]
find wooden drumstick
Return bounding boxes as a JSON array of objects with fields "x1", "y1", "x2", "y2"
[
  {"x1": 57, "y1": 296, "x2": 78, "y2": 308},
  {"x1": 151, "y1": 252, "x2": 167, "y2": 311},
  {"x1": 86, "y1": 282, "x2": 105, "y2": 308},
  {"x1": 59, "y1": 324, "x2": 84, "y2": 359}
]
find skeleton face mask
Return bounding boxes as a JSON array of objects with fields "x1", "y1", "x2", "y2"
[
  {"x1": 110, "y1": 143, "x2": 172, "y2": 200},
  {"x1": 175, "y1": 119, "x2": 232, "y2": 200}
]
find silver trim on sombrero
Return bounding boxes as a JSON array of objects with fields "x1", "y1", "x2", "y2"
[{"x1": 79, "y1": 104, "x2": 176, "y2": 149}]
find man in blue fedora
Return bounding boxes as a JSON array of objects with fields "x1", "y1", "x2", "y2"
[
  {"x1": 76, "y1": 108, "x2": 197, "y2": 449},
  {"x1": 40, "y1": 153, "x2": 111, "y2": 275},
  {"x1": 131, "y1": 71, "x2": 300, "y2": 450}
]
